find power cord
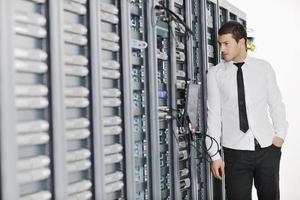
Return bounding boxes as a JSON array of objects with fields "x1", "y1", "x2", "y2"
[
  {"x1": 159, "y1": 108, "x2": 221, "y2": 161},
  {"x1": 154, "y1": 3, "x2": 194, "y2": 38}
]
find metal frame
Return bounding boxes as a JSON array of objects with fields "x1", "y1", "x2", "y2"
[
  {"x1": 146, "y1": 1, "x2": 161, "y2": 199},
  {"x1": 120, "y1": 0, "x2": 136, "y2": 199},
  {"x1": 169, "y1": 0, "x2": 181, "y2": 199},
  {"x1": 48, "y1": 0, "x2": 68, "y2": 198},
  {"x1": 0, "y1": 0, "x2": 19, "y2": 199},
  {"x1": 88, "y1": 0, "x2": 105, "y2": 199},
  {"x1": 199, "y1": 0, "x2": 212, "y2": 199},
  {"x1": 186, "y1": 0, "x2": 195, "y2": 80},
  {"x1": 215, "y1": 1, "x2": 227, "y2": 199},
  {"x1": 206, "y1": 0, "x2": 223, "y2": 199},
  {"x1": 142, "y1": 1, "x2": 153, "y2": 199},
  {"x1": 238, "y1": 8, "x2": 247, "y2": 26},
  {"x1": 228, "y1": 1, "x2": 239, "y2": 20},
  {"x1": 185, "y1": 0, "x2": 200, "y2": 198},
  {"x1": 215, "y1": 0, "x2": 221, "y2": 63},
  {"x1": 219, "y1": 0, "x2": 230, "y2": 23}
]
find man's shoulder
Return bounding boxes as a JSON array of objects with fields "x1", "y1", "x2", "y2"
[
  {"x1": 247, "y1": 56, "x2": 271, "y2": 66},
  {"x1": 208, "y1": 63, "x2": 224, "y2": 73}
]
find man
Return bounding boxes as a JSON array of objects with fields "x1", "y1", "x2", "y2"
[{"x1": 206, "y1": 21, "x2": 288, "y2": 200}]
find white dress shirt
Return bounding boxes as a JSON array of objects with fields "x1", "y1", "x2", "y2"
[{"x1": 206, "y1": 56, "x2": 288, "y2": 160}]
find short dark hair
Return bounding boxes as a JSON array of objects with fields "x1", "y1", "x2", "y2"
[{"x1": 218, "y1": 21, "x2": 247, "y2": 46}]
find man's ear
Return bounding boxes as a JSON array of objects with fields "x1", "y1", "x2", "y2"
[{"x1": 238, "y1": 38, "x2": 245, "y2": 46}]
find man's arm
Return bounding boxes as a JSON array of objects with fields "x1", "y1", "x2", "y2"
[
  {"x1": 206, "y1": 68, "x2": 222, "y2": 160},
  {"x1": 206, "y1": 68, "x2": 224, "y2": 179},
  {"x1": 266, "y1": 63, "x2": 288, "y2": 145}
]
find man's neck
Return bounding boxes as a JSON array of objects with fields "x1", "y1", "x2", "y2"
[{"x1": 232, "y1": 51, "x2": 247, "y2": 63}]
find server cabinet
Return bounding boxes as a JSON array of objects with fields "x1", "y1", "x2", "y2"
[
  {"x1": 62, "y1": 0, "x2": 95, "y2": 199},
  {"x1": 229, "y1": 12, "x2": 237, "y2": 21},
  {"x1": 0, "y1": 0, "x2": 246, "y2": 200},
  {"x1": 228, "y1": 1, "x2": 238, "y2": 21},
  {"x1": 1, "y1": 0, "x2": 22, "y2": 199},
  {"x1": 98, "y1": 0, "x2": 126, "y2": 199},
  {"x1": 152, "y1": 1, "x2": 200, "y2": 199},
  {"x1": 122, "y1": 0, "x2": 151, "y2": 199},
  {"x1": 219, "y1": 6, "x2": 228, "y2": 26},
  {"x1": 0, "y1": 0, "x2": 54, "y2": 199},
  {"x1": 219, "y1": 0, "x2": 247, "y2": 28},
  {"x1": 238, "y1": 9, "x2": 247, "y2": 27},
  {"x1": 148, "y1": 1, "x2": 174, "y2": 199},
  {"x1": 206, "y1": 0, "x2": 220, "y2": 67},
  {"x1": 171, "y1": 0, "x2": 194, "y2": 199},
  {"x1": 190, "y1": 0, "x2": 212, "y2": 199},
  {"x1": 219, "y1": 0, "x2": 230, "y2": 26}
]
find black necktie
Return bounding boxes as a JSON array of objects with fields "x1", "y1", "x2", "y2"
[{"x1": 234, "y1": 62, "x2": 249, "y2": 133}]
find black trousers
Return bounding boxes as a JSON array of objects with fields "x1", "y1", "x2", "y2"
[{"x1": 224, "y1": 144, "x2": 281, "y2": 200}]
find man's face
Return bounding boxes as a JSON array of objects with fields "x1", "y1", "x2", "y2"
[{"x1": 218, "y1": 33, "x2": 244, "y2": 62}]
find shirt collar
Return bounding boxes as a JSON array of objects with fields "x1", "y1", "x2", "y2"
[{"x1": 223, "y1": 54, "x2": 251, "y2": 69}]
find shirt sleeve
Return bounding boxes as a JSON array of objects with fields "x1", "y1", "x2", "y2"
[
  {"x1": 266, "y1": 63, "x2": 288, "y2": 140},
  {"x1": 206, "y1": 68, "x2": 222, "y2": 161}
]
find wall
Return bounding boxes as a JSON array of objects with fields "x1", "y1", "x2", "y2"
[{"x1": 228, "y1": 0, "x2": 300, "y2": 199}]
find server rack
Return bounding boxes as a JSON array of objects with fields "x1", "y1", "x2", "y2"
[
  {"x1": 206, "y1": 0, "x2": 220, "y2": 67},
  {"x1": 2, "y1": 0, "x2": 54, "y2": 199},
  {"x1": 171, "y1": 0, "x2": 193, "y2": 199},
  {"x1": 149, "y1": 1, "x2": 175, "y2": 199},
  {"x1": 228, "y1": 1, "x2": 238, "y2": 21},
  {"x1": 238, "y1": 9, "x2": 247, "y2": 27},
  {"x1": 222, "y1": 0, "x2": 247, "y2": 27},
  {"x1": 190, "y1": 0, "x2": 212, "y2": 199},
  {"x1": 145, "y1": 1, "x2": 167, "y2": 199},
  {"x1": 0, "y1": 0, "x2": 20, "y2": 199},
  {"x1": 169, "y1": 0, "x2": 183, "y2": 198},
  {"x1": 0, "y1": 1, "x2": 246, "y2": 200},
  {"x1": 219, "y1": 0, "x2": 230, "y2": 26},
  {"x1": 219, "y1": 0, "x2": 248, "y2": 28},
  {"x1": 48, "y1": 0, "x2": 68, "y2": 199},
  {"x1": 63, "y1": 1, "x2": 94, "y2": 199},
  {"x1": 122, "y1": 0, "x2": 151, "y2": 199},
  {"x1": 156, "y1": 12, "x2": 173, "y2": 200},
  {"x1": 98, "y1": 1, "x2": 126, "y2": 199}
]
